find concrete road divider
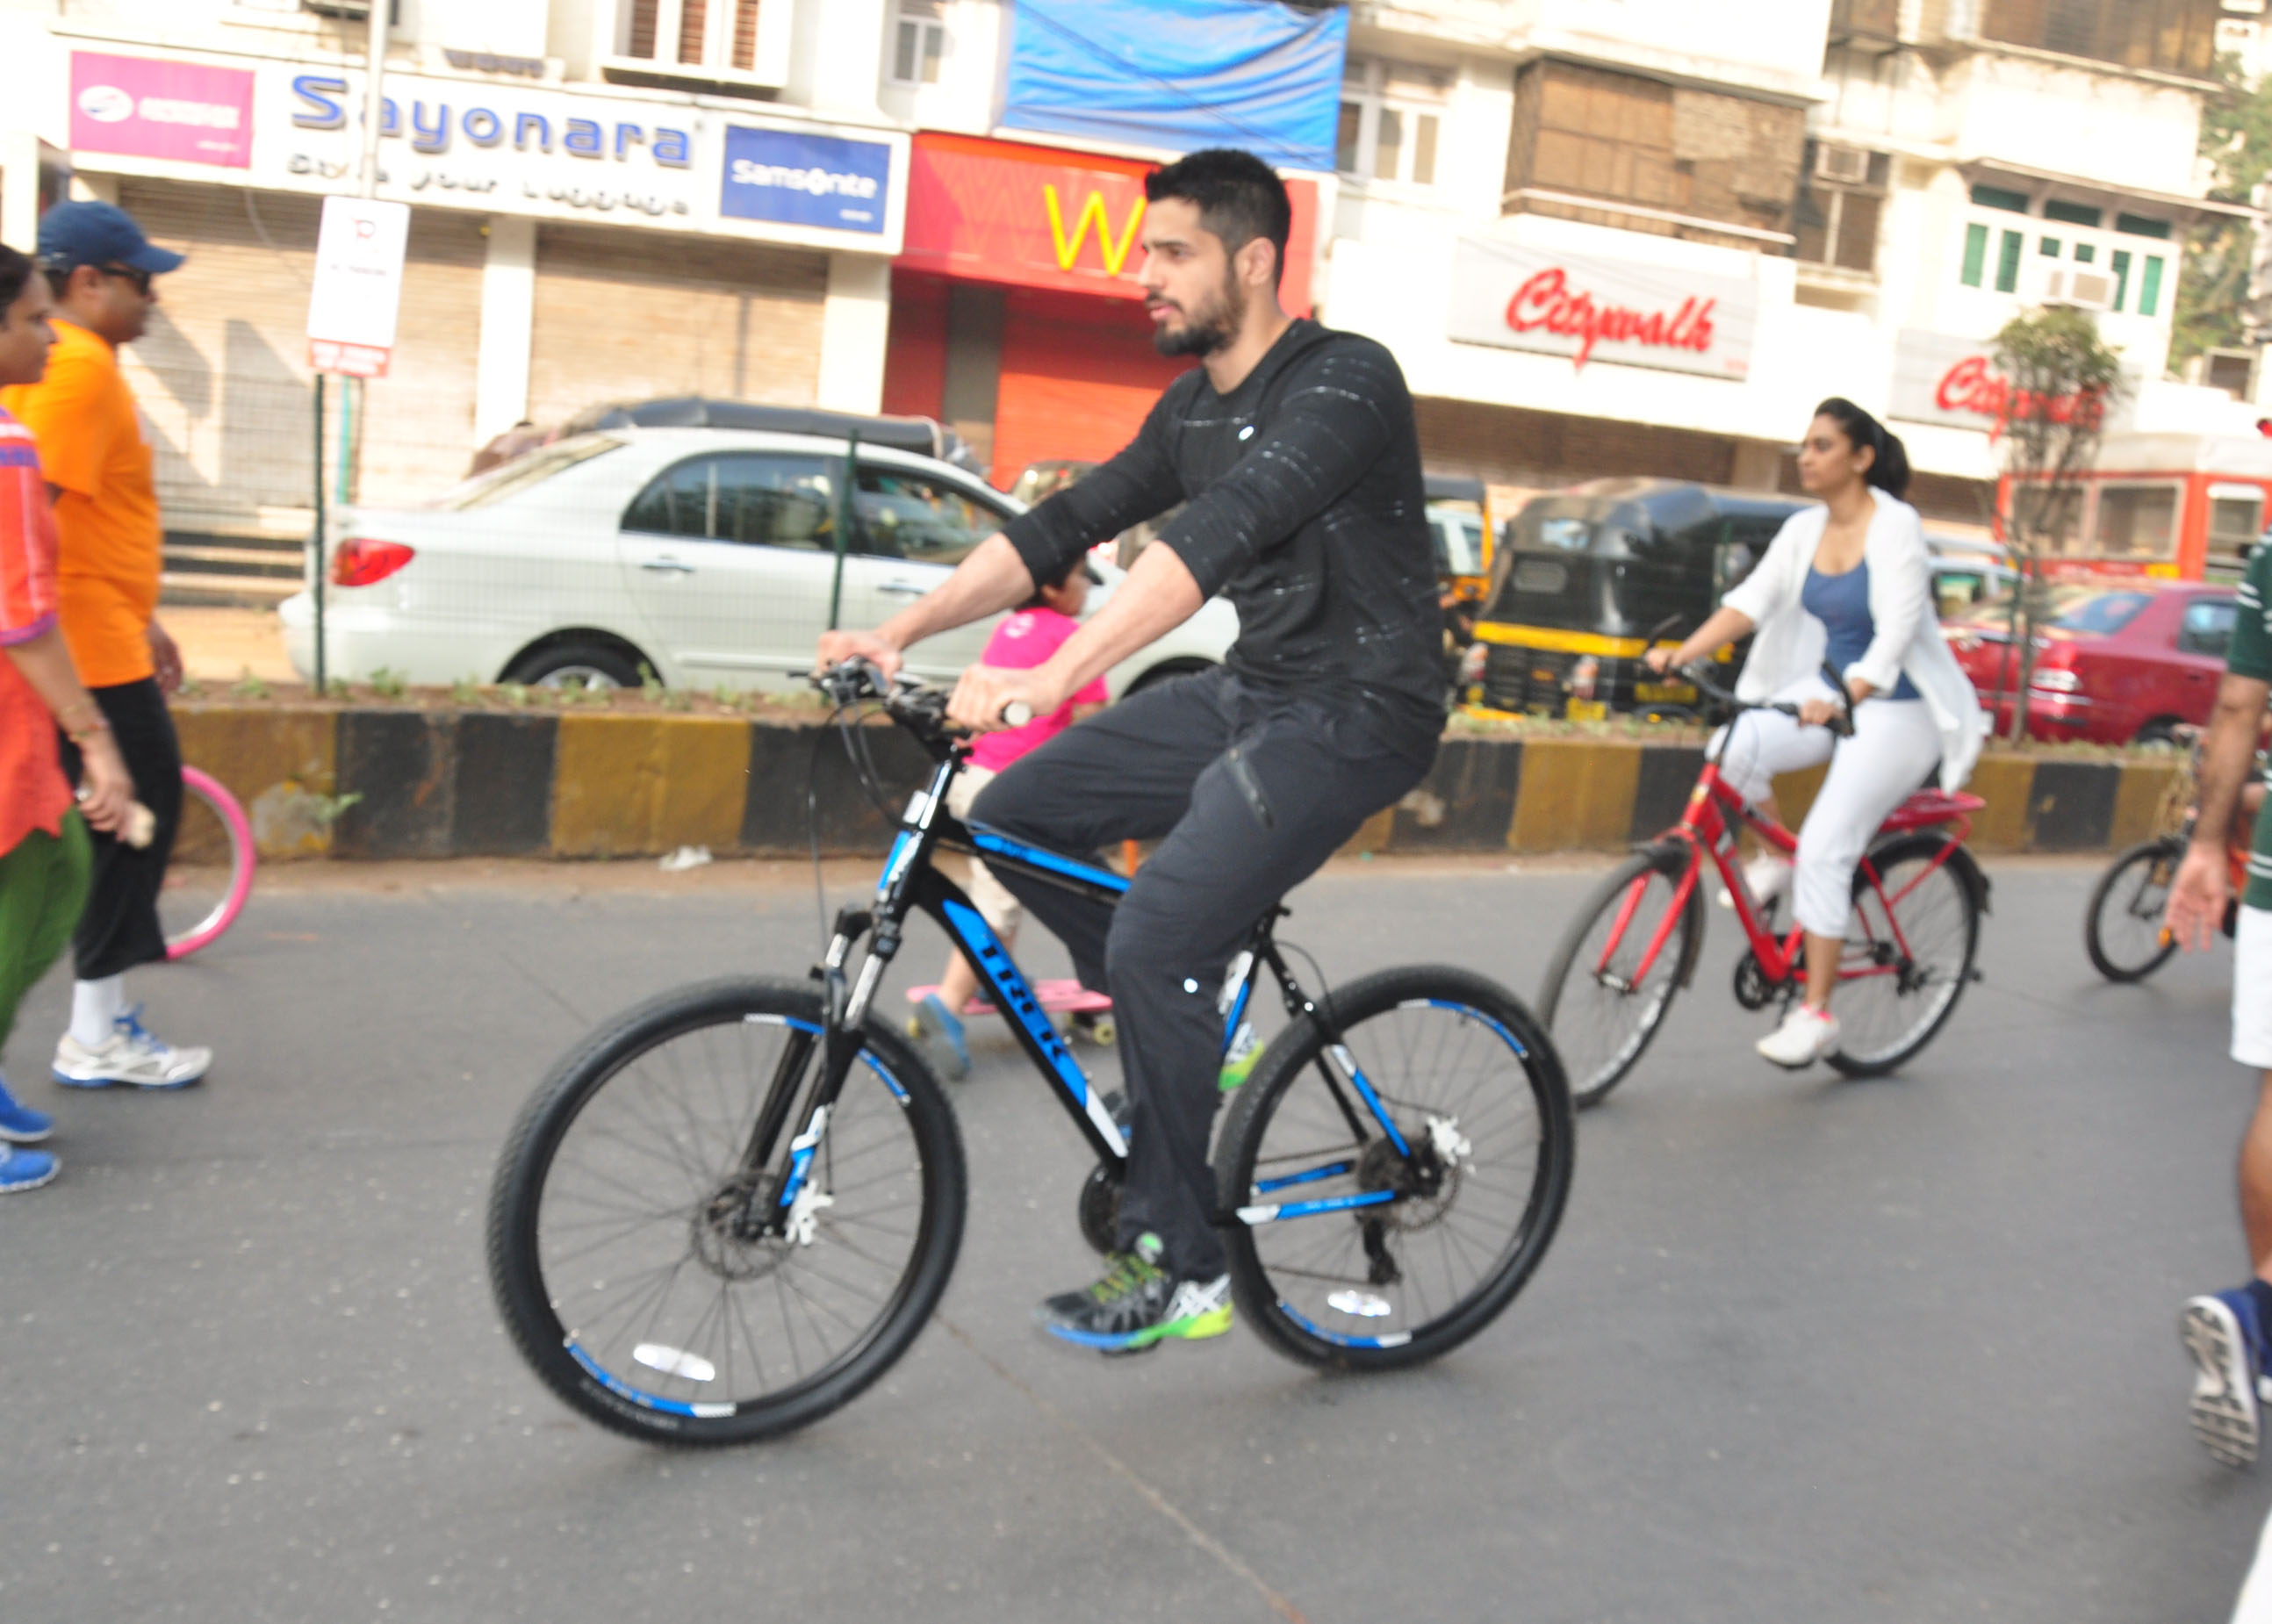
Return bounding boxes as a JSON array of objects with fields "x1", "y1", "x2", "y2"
[{"x1": 172, "y1": 703, "x2": 2183, "y2": 863}]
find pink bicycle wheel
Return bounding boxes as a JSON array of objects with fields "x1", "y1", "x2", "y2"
[{"x1": 163, "y1": 766, "x2": 256, "y2": 959}]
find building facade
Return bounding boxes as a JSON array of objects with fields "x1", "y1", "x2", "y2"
[{"x1": 0, "y1": 0, "x2": 2257, "y2": 593}]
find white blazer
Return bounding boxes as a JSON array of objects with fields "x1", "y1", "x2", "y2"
[{"x1": 1719, "y1": 486, "x2": 1986, "y2": 791}]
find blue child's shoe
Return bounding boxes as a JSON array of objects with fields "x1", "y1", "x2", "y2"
[
  {"x1": 0, "y1": 1072, "x2": 53, "y2": 1143},
  {"x1": 907, "y1": 994, "x2": 972, "y2": 1081},
  {"x1": 0, "y1": 1142, "x2": 58, "y2": 1193}
]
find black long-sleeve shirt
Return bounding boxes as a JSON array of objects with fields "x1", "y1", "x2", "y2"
[{"x1": 1001, "y1": 319, "x2": 1444, "y2": 753}]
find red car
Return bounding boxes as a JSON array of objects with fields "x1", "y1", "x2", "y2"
[{"x1": 1945, "y1": 580, "x2": 2239, "y2": 745}]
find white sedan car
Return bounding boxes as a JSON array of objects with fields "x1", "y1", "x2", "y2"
[{"x1": 279, "y1": 423, "x2": 1235, "y2": 698}]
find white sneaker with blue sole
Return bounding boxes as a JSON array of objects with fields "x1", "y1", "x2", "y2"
[{"x1": 53, "y1": 1009, "x2": 210, "y2": 1090}]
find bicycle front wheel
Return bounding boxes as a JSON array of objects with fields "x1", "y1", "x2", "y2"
[
  {"x1": 1537, "y1": 852, "x2": 1700, "y2": 1108},
  {"x1": 1214, "y1": 966, "x2": 1573, "y2": 1371},
  {"x1": 2084, "y1": 837, "x2": 2182, "y2": 983},
  {"x1": 487, "y1": 978, "x2": 966, "y2": 1447},
  {"x1": 1828, "y1": 834, "x2": 1981, "y2": 1077},
  {"x1": 163, "y1": 767, "x2": 256, "y2": 959}
]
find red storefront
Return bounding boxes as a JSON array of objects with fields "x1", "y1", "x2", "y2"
[{"x1": 882, "y1": 133, "x2": 1318, "y2": 490}]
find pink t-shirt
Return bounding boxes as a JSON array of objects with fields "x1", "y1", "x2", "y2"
[{"x1": 970, "y1": 607, "x2": 1108, "y2": 773}]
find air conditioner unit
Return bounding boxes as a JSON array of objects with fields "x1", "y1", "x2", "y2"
[
  {"x1": 303, "y1": 0, "x2": 400, "y2": 19},
  {"x1": 1815, "y1": 143, "x2": 1872, "y2": 185},
  {"x1": 2042, "y1": 266, "x2": 2115, "y2": 311},
  {"x1": 2225, "y1": 0, "x2": 2266, "y2": 17}
]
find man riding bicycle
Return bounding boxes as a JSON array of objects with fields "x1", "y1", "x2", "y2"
[{"x1": 815, "y1": 148, "x2": 1443, "y2": 1355}]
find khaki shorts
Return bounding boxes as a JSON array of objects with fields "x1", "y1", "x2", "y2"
[
  {"x1": 945, "y1": 765, "x2": 1019, "y2": 937},
  {"x1": 2239, "y1": 904, "x2": 2272, "y2": 1071}
]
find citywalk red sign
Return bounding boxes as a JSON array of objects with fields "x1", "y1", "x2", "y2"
[
  {"x1": 1447, "y1": 238, "x2": 1756, "y2": 378},
  {"x1": 1891, "y1": 329, "x2": 2119, "y2": 440},
  {"x1": 897, "y1": 133, "x2": 1316, "y2": 314}
]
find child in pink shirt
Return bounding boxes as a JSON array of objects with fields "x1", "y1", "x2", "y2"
[{"x1": 910, "y1": 557, "x2": 1107, "y2": 1078}]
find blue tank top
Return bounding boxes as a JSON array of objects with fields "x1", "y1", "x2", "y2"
[{"x1": 1801, "y1": 560, "x2": 1920, "y2": 701}]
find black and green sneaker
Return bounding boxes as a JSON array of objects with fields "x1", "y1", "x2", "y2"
[{"x1": 1035, "y1": 1232, "x2": 1232, "y2": 1355}]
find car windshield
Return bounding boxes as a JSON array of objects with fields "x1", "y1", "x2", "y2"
[
  {"x1": 2046, "y1": 589, "x2": 2151, "y2": 635},
  {"x1": 430, "y1": 436, "x2": 625, "y2": 511}
]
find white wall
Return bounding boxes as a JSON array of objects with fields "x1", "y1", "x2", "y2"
[
  {"x1": 1355, "y1": 0, "x2": 1832, "y2": 98},
  {"x1": 1938, "y1": 54, "x2": 2201, "y2": 198},
  {"x1": 874, "y1": 0, "x2": 1004, "y2": 137}
]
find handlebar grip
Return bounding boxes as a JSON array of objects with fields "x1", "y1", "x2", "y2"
[{"x1": 1000, "y1": 701, "x2": 1034, "y2": 729}]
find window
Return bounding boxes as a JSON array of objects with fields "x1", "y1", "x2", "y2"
[
  {"x1": 439, "y1": 438, "x2": 623, "y2": 511},
  {"x1": 2116, "y1": 212, "x2": 2172, "y2": 239},
  {"x1": 2139, "y1": 255, "x2": 2166, "y2": 315},
  {"x1": 2039, "y1": 236, "x2": 2061, "y2": 256},
  {"x1": 2178, "y1": 599, "x2": 2240, "y2": 658},
  {"x1": 1505, "y1": 60, "x2": 1806, "y2": 241},
  {"x1": 2048, "y1": 588, "x2": 2151, "y2": 633},
  {"x1": 1981, "y1": 0, "x2": 2218, "y2": 79},
  {"x1": 1971, "y1": 183, "x2": 2030, "y2": 213},
  {"x1": 1995, "y1": 229, "x2": 2024, "y2": 292},
  {"x1": 853, "y1": 466, "x2": 1003, "y2": 566},
  {"x1": 623, "y1": 454, "x2": 838, "y2": 548},
  {"x1": 1961, "y1": 222, "x2": 1989, "y2": 285},
  {"x1": 1340, "y1": 58, "x2": 1449, "y2": 187},
  {"x1": 2211, "y1": 490, "x2": 2266, "y2": 563},
  {"x1": 1794, "y1": 144, "x2": 1890, "y2": 274},
  {"x1": 2110, "y1": 248, "x2": 2132, "y2": 309},
  {"x1": 2044, "y1": 199, "x2": 2103, "y2": 227},
  {"x1": 2073, "y1": 241, "x2": 2096, "y2": 264},
  {"x1": 888, "y1": 0, "x2": 945, "y2": 87},
  {"x1": 2089, "y1": 482, "x2": 2181, "y2": 560},
  {"x1": 617, "y1": 0, "x2": 766, "y2": 76}
]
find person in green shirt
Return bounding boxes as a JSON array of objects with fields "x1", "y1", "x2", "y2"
[{"x1": 2172, "y1": 539, "x2": 2272, "y2": 1468}]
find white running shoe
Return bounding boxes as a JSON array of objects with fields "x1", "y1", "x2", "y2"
[
  {"x1": 52, "y1": 1009, "x2": 211, "y2": 1090},
  {"x1": 1719, "y1": 854, "x2": 1793, "y2": 911},
  {"x1": 1756, "y1": 1005, "x2": 1839, "y2": 1069}
]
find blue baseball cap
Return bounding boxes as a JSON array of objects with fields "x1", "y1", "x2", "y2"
[{"x1": 36, "y1": 201, "x2": 185, "y2": 279}]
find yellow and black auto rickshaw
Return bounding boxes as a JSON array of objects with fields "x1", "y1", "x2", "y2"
[{"x1": 1467, "y1": 478, "x2": 1805, "y2": 721}]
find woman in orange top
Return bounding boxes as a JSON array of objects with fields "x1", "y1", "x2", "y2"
[{"x1": 0, "y1": 245, "x2": 136, "y2": 1191}]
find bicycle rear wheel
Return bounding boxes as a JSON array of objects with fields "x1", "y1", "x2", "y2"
[
  {"x1": 1537, "y1": 852, "x2": 1700, "y2": 1108},
  {"x1": 163, "y1": 767, "x2": 256, "y2": 959},
  {"x1": 487, "y1": 978, "x2": 966, "y2": 1446},
  {"x1": 1827, "y1": 833, "x2": 1981, "y2": 1077},
  {"x1": 2084, "y1": 837, "x2": 2182, "y2": 983},
  {"x1": 1213, "y1": 966, "x2": 1573, "y2": 1371}
]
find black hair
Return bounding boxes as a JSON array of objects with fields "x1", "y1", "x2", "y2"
[
  {"x1": 1812, "y1": 396, "x2": 1910, "y2": 501},
  {"x1": 1019, "y1": 552, "x2": 1089, "y2": 611},
  {"x1": 1144, "y1": 148, "x2": 1291, "y2": 288},
  {"x1": 0, "y1": 246, "x2": 40, "y2": 321}
]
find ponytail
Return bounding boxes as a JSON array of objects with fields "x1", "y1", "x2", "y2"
[{"x1": 1814, "y1": 395, "x2": 1909, "y2": 502}]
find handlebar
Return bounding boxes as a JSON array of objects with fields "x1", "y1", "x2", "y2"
[
  {"x1": 810, "y1": 660, "x2": 1030, "y2": 743},
  {"x1": 1679, "y1": 659, "x2": 1856, "y2": 739}
]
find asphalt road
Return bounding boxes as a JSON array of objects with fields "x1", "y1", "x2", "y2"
[{"x1": 1, "y1": 852, "x2": 2267, "y2": 1623}]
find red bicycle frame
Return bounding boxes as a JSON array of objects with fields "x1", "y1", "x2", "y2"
[{"x1": 1599, "y1": 757, "x2": 1982, "y2": 994}]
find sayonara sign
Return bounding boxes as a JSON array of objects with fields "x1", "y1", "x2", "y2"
[
  {"x1": 71, "y1": 52, "x2": 253, "y2": 170},
  {"x1": 1446, "y1": 238, "x2": 1758, "y2": 379}
]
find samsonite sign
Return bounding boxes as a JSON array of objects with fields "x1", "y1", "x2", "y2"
[
  {"x1": 721, "y1": 126, "x2": 892, "y2": 235},
  {"x1": 1447, "y1": 238, "x2": 1758, "y2": 379}
]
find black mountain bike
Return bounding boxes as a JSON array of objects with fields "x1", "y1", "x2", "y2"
[{"x1": 487, "y1": 662, "x2": 1575, "y2": 1446}]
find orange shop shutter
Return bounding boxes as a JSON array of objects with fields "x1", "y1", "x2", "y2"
[{"x1": 989, "y1": 286, "x2": 1190, "y2": 491}]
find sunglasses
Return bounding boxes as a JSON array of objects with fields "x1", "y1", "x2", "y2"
[{"x1": 97, "y1": 263, "x2": 154, "y2": 296}]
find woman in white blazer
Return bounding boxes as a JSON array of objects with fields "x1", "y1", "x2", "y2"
[{"x1": 1643, "y1": 398, "x2": 1985, "y2": 1068}]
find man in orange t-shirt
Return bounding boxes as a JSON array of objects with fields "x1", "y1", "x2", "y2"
[{"x1": 3, "y1": 202, "x2": 208, "y2": 1089}]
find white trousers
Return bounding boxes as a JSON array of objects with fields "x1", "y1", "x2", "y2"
[{"x1": 1709, "y1": 676, "x2": 1943, "y2": 938}]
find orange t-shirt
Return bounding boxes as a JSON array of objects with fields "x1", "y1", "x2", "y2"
[
  {"x1": 0, "y1": 408, "x2": 73, "y2": 858},
  {"x1": 0, "y1": 320, "x2": 160, "y2": 687}
]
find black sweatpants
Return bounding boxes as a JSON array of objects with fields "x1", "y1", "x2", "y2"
[
  {"x1": 969, "y1": 667, "x2": 1435, "y2": 1280},
  {"x1": 57, "y1": 677, "x2": 183, "y2": 980}
]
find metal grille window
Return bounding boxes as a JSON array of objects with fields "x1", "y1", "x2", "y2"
[
  {"x1": 1794, "y1": 143, "x2": 1889, "y2": 274},
  {"x1": 1338, "y1": 58, "x2": 1449, "y2": 188},
  {"x1": 889, "y1": 0, "x2": 946, "y2": 87},
  {"x1": 1980, "y1": 0, "x2": 2219, "y2": 80}
]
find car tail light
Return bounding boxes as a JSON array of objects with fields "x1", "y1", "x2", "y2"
[
  {"x1": 330, "y1": 536, "x2": 414, "y2": 588},
  {"x1": 1569, "y1": 655, "x2": 1599, "y2": 700}
]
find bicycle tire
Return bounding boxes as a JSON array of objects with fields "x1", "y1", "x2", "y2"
[
  {"x1": 1212, "y1": 966, "x2": 1573, "y2": 1371},
  {"x1": 163, "y1": 767, "x2": 256, "y2": 959},
  {"x1": 1824, "y1": 833, "x2": 1981, "y2": 1078},
  {"x1": 2084, "y1": 837, "x2": 2183, "y2": 983},
  {"x1": 1536, "y1": 851, "x2": 1701, "y2": 1109},
  {"x1": 487, "y1": 977, "x2": 966, "y2": 1447}
]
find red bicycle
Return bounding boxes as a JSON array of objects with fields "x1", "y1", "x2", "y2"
[{"x1": 1538, "y1": 665, "x2": 1990, "y2": 1108}]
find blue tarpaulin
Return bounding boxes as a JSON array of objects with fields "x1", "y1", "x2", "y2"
[{"x1": 1003, "y1": 0, "x2": 1348, "y2": 174}]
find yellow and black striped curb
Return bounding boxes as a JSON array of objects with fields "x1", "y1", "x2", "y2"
[{"x1": 171, "y1": 706, "x2": 2182, "y2": 863}]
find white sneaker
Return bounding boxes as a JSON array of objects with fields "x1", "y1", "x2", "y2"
[
  {"x1": 1756, "y1": 1005, "x2": 1839, "y2": 1069},
  {"x1": 1719, "y1": 854, "x2": 1793, "y2": 911},
  {"x1": 53, "y1": 1009, "x2": 211, "y2": 1090}
]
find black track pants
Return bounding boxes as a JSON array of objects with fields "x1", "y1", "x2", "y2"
[
  {"x1": 58, "y1": 677, "x2": 183, "y2": 980},
  {"x1": 969, "y1": 668, "x2": 1434, "y2": 1280}
]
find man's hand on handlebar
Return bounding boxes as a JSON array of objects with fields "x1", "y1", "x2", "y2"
[
  {"x1": 815, "y1": 629, "x2": 904, "y2": 682},
  {"x1": 949, "y1": 662, "x2": 1063, "y2": 733}
]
